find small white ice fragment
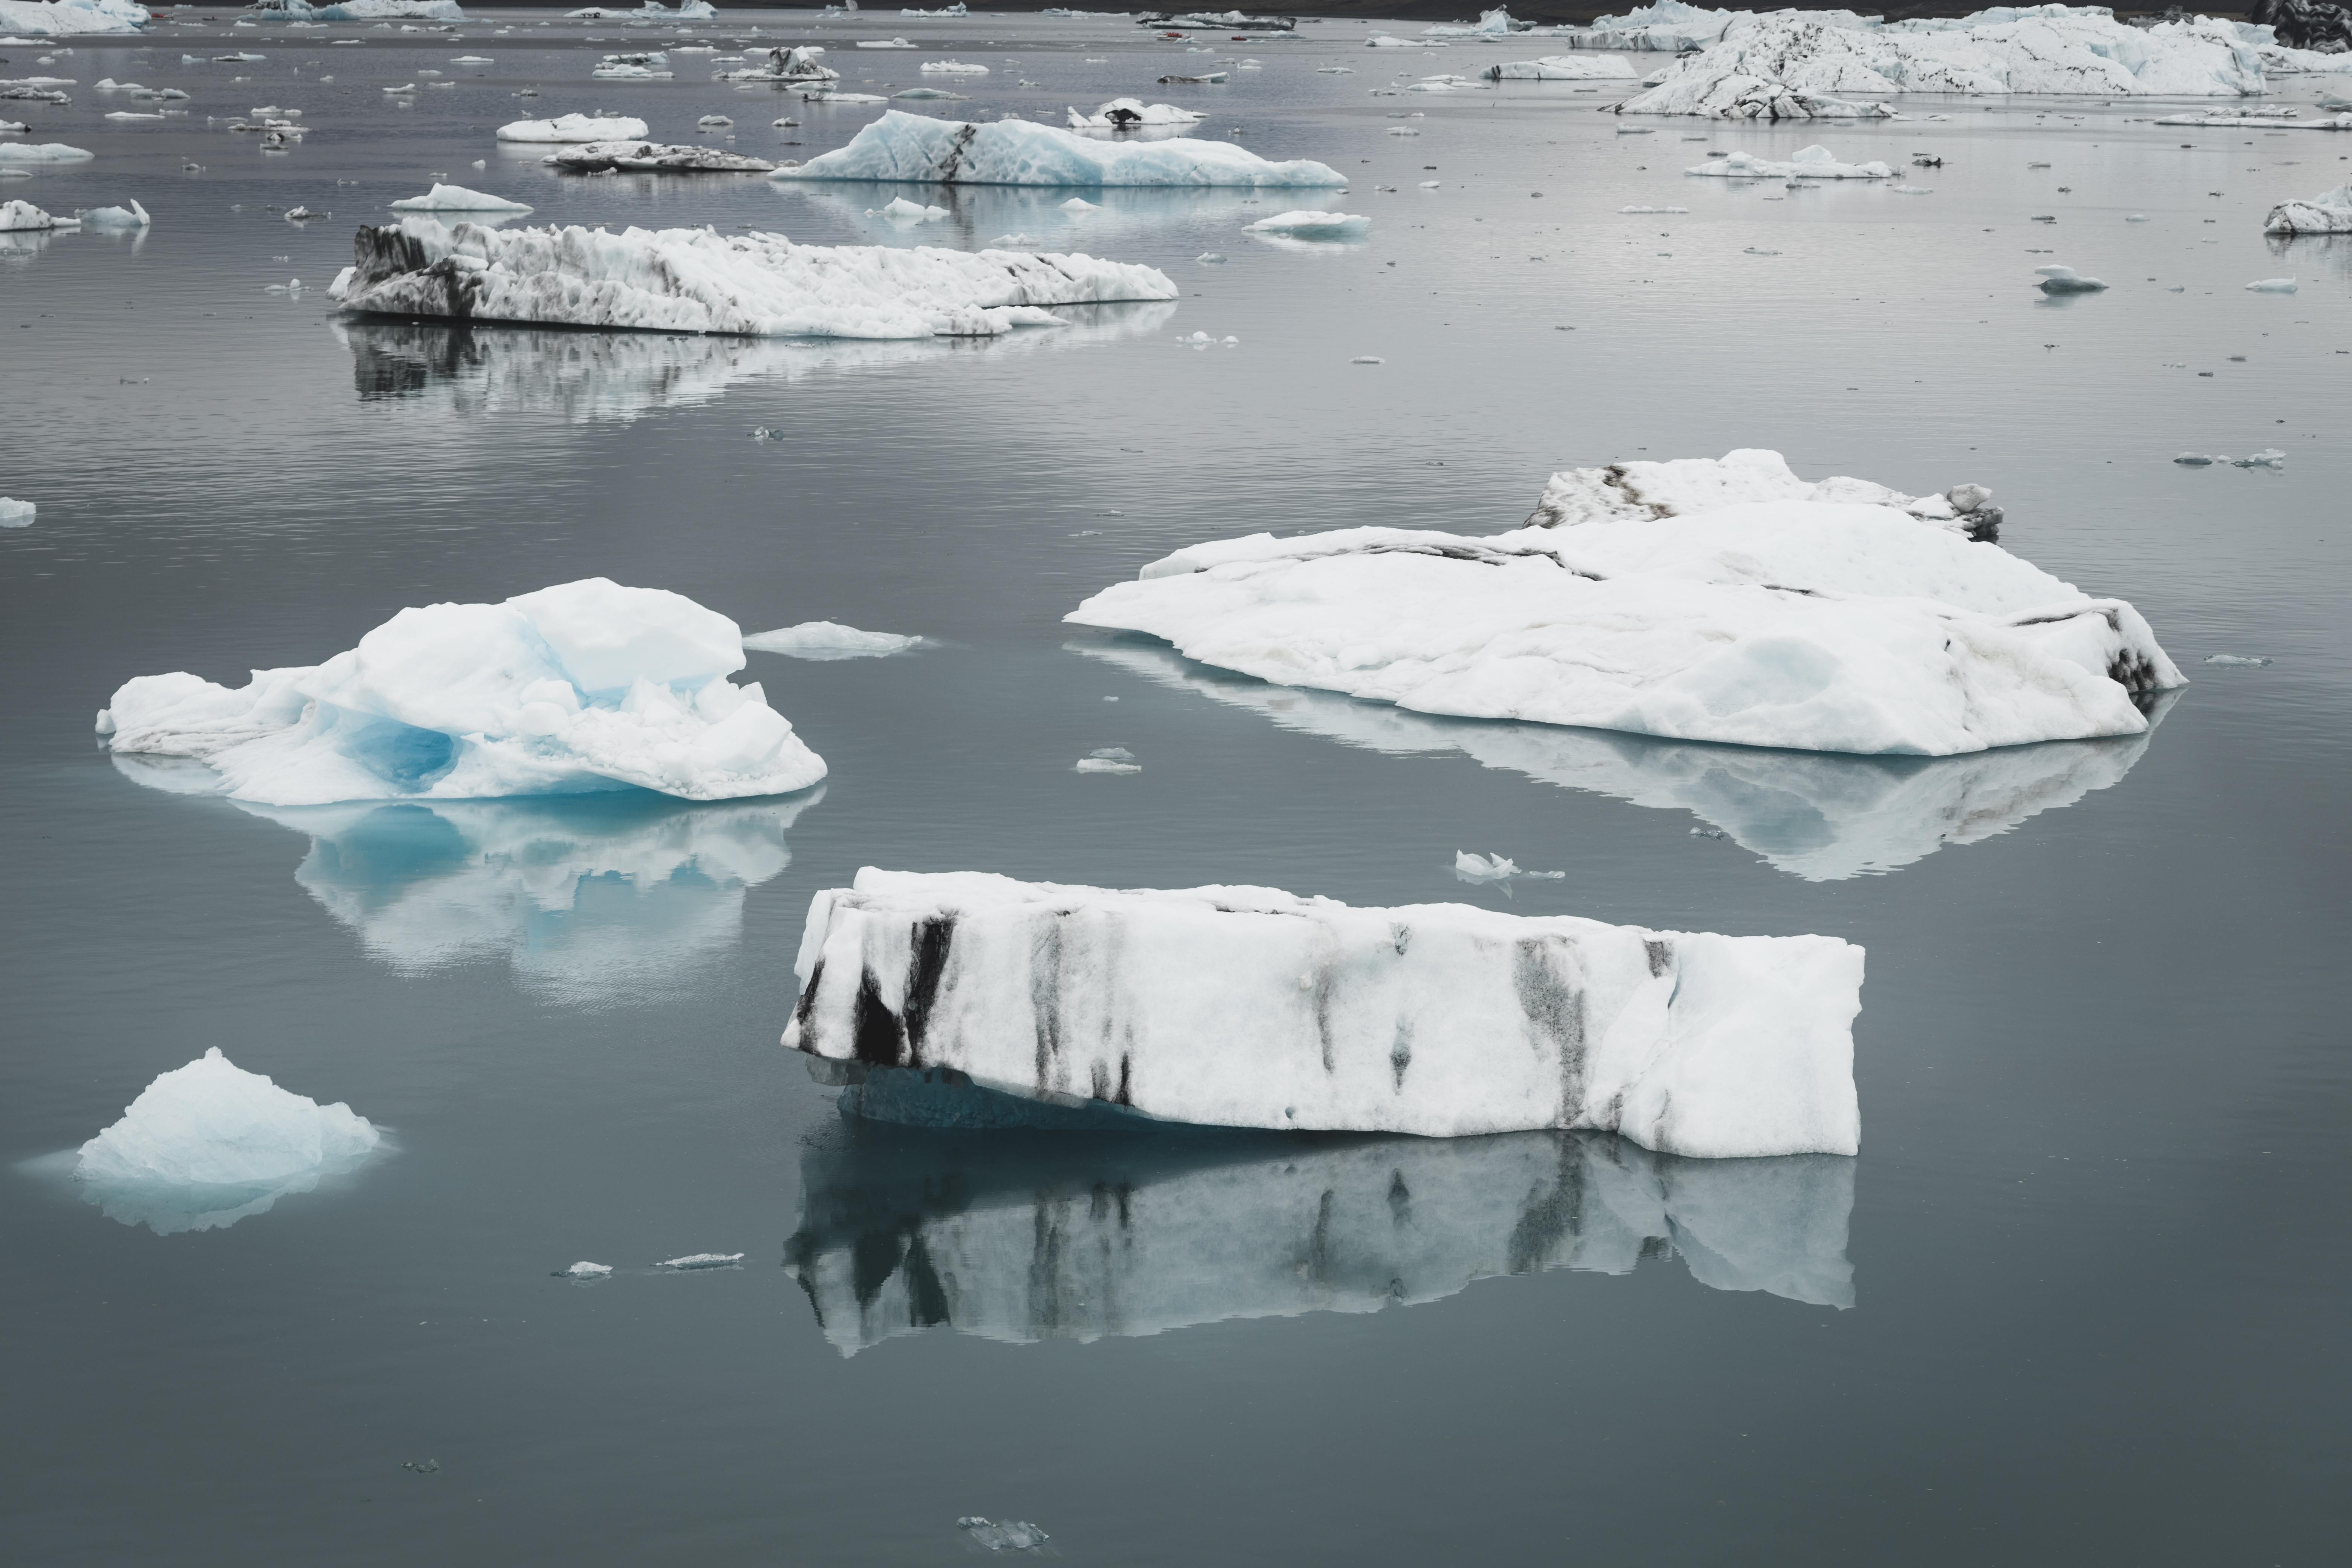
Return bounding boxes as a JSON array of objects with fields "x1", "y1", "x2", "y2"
[
  {"x1": 2034, "y1": 265, "x2": 2106, "y2": 294},
  {"x1": 1196, "y1": 251, "x2": 1225, "y2": 263},
  {"x1": 743, "y1": 621, "x2": 923, "y2": 659},
  {"x1": 1060, "y1": 196, "x2": 1100, "y2": 212},
  {"x1": 1073, "y1": 748, "x2": 1141, "y2": 773},
  {"x1": 656, "y1": 1252, "x2": 746, "y2": 1269},
  {"x1": 2243, "y1": 277, "x2": 2297, "y2": 293},
  {"x1": 2204, "y1": 654, "x2": 2271, "y2": 667},
  {"x1": 558, "y1": 1260, "x2": 613, "y2": 1278},
  {"x1": 959, "y1": 1518, "x2": 1050, "y2": 1553},
  {"x1": 1245, "y1": 209, "x2": 1368, "y2": 239}
]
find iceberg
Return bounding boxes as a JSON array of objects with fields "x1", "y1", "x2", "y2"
[
  {"x1": 1066, "y1": 448, "x2": 2182, "y2": 757},
  {"x1": 0, "y1": 0, "x2": 150, "y2": 37},
  {"x1": 2035, "y1": 263, "x2": 2107, "y2": 293},
  {"x1": 388, "y1": 182, "x2": 531, "y2": 211},
  {"x1": 1485, "y1": 55, "x2": 1639, "y2": 80},
  {"x1": 78, "y1": 198, "x2": 147, "y2": 227},
  {"x1": 2244, "y1": 276, "x2": 2298, "y2": 292},
  {"x1": 98, "y1": 577, "x2": 829, "y2": 806},
  {"x1": 1065, "y1": 98, "x2": 1204, "y2": 130},
  {"x1": 784, "y1": 1120, "x2": 1855, "y2": 1354},
  {"x1": 784, "y1": 868, "x2": 1864, "y2": 1156},
  {"x1": 0, "y1": 495, "x2": 36, "y2": 525},
  {"x1": 1425, "y1": 7, "x2": 1539, "y2": 37},
  {"x1": 72, "y1": 1048, "x2": 383, "y2": 1235},
  {"x1": 495, "y1": 112, "x2": 650, "y2": 143},
  {"x1": 1071, "y1": 640, "x2": 2172, "y2": 882},
  {"x1": 744, "y1": 621, "x2": 925, "y2": 658},
  {"x1": 0, "y1": 139, "x2": 94, "y2": 161},
  {"x1": 717, "y1": 44, "x2": 837, "y2": 84},
  {"x1": 1687, "y1": 145, "x2": 1894, "y2": 178},
  {"x1": 0, "y1": 195, "x2": 77, "y2": 228},
  {"x1": 774, "y1": 109, "x2": 1347, "y2": 187},
  {"x1": 1244, "y1": 208, "x2": 1368, "y2": 239},
  {"x1": 1552, "y1": 2, "x2": 1739, "y2": 52},
  {"x1": 2154, "y1": 110, "x2": 2352, "y2": 127},
  {"x1": 2264, "y1": 184, "x2": 2352, "y2": 232},
  {"x1": 917, "y1": 59, "x2": 988, "y2": 74},
  {"x1": 543, "y1": 141, "x2": 776, "y2": 173},
  {"x1": 331, "y1": 216, "x2": 1177, "y2": 337},
  {"x1": 249, "y1": 0, "x2": 465, "y2": 19}
]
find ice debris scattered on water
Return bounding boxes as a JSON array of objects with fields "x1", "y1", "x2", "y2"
[
  {"x1": 389, "y1": 182, "x2": 532, "y2": 212},
  {"x1": 330, "y1": 216, "x2": 1176, "y2": 337},
  {"x1": 547, "y1": 141, "x2": 778, "y2": 173},
  {"x1": 784, "y1": 867, "x2": 1864, "y2": 1156},
  {"x1": 1487, "y1": 54, "x2": 1639, "y2": 80},
  {"x1": 743, "y1": 621, "x2": 925, "y2": 659},
  {"x1": 1619, "y1": 203, "x2": 1690, "y2": 213},
  {"x1": 1067, "y1": 448, "x2": 2184, "y2": 758},
  {"x1": 72, "y1": 1047, "x2": 383, "y2": 1234},
  {"x1": 2176, "y1": 448, "x2": 2285, "y2": 468},
  {"x1": 98, "y1": 578, "x2": 829, "y2": 806},
  {"x1": 773, "y1": 109, "x2": 1346, "y2": 186},
  {"x1": 959, "y1": 1519, "x2": 1050, "y2": 1554}
]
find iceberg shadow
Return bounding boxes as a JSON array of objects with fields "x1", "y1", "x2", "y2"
[
  {"x1": 782, "y1": 1115, "x2": 1855, "y2": 1355},
  {"x1": 1069, "y1": 639, "x2": 2171, "y2": 882}
]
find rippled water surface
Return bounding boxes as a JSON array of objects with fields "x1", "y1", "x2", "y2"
[{"x1": 3, "y1": 9, "x2": 2348, "y2": 1565}]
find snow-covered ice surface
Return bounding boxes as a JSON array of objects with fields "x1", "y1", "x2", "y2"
[
  {"x1": 784, "y1": 1121, "x2": 1856, "y2": 1353},
  {"x1": 0, "y1": 195, "x2": 77, "y2": 228},
  {"x1": 388, "y1": 182, "x2": 531, "y2": 213},
  {"x1": 70, "y1": 1048, "x2": 384, "y2": 1235},
  {"x1": 784, "y1": 867, "x2": 1863, "y2": 1156},
  {"x1": 98, "y1": 578, "x2": 829, "y2": 805},
  {"x1": 329, "y1": 216, "x2": 1176, "y2": 337},
  {"x1": 743, "y1": 621, "x2": 926, "y2": 659},
  {"x1": 1069, "y1": 450, "x2": 2178, "y2": 757},
  {"x1": 776, "y1": 110, "x2": 1347, "y2": 187},
  {"x1": 495, "y1": 113, "x2": 650, "y2": 144}
]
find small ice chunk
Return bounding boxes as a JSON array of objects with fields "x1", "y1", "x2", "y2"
[
  {"x1": 1617, "y1": 204, "x2": 1688, "y2": 214},
  {"x1": 2173, "y1": 452, "x2": 2214, "y2": 466},
  {"x1": 656, "y1": 1252, "x2": 746, "y2": 1269},
  {"x1": 1196, "y1": 251, "x2": 1226, "y2": 263},
  {"x1": 557, "y1": 1260, "x2": 614, "y2": 1278},
  {"x1": 1073, "y1": 754, "x2": 1140, "y2": 773},
  {"x1": 388, "y1": 182, "x2": 532, "y2": 212},
  {"x1": 2034, "y1": 265, "x2": 2106, "y2": 294},
  {"x1": 78, "y1": 199, "x2": 150, "y2": 228},
  {"x1": 697, "y1": 114, "x2": 733, "y2": 128},
  {"x1": 1351, "y1": 355, "x2": 1383, "y2": 364},
  {"x1": 1245, "y1": 209, "x2": 1369, "y2": 239},
  {"x1": 2243, "y1": 277, "x2": 2297, "y2": 293},
  {"x1": 2230, "y1": 449, "x2": 2286, "y2": 469},
  {"x1": 0, "y1": 496, "x2": 34, "y2": 527},
  {"x1": 877, "y1": 195, "x2": 949, "y2": 222},
  {"x1": 496, "y1": 112, "x2": 651, "y2": 143},
  {"x1": 2203, "y1": 654, "x2": 2271, "y2": 667},
  {"x1": 743, "y1": 621, "x2": 923, "y2": 659},
  {"x1": 1453, "y1": 850, "x2": 1517, "y2": 881},
  {"x1": 959, "y1": 1518, "x2": 1050, "y2": 1553}
]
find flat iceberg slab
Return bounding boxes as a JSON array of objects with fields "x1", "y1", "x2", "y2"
[
  {"x1": 330, "y1": 216, "x2": 1177, "y2": 338},
  {"x1": 784, "y1": 868, "x2": 1863, "y2": 1157},
  {"x1": 544, "y1": 140, "x2": 776, "y2": 173},
  {"x1": 74, "y1": 1047, "x2": 383, "y2": 1234},
  {"x1": 1066, "y1": 448, "x2": 2183, "y2": 756},
  {"x1": 496, "y1": 112, "x2": 651, "y2": 143},
  {"x1": 0, "y1": 140, "x2": 95, "y2": 162},
  {"x1": 389, "y1": 182, "x2": 532, "y2": 212},
  {"x1": 98, "y1": 577, "x2": 829, "y2": 805},
  {"x1": 744, "y1": 621, "x2": 925, "y2": 658},
  {"x1": 2264, "y1": 182, "x2": 2352, "y2": 234},
  {"x1": 1245, "y1": 209, "x2": 1369, "y2": 238},
  {"x1": 775, "y1": 109, "x2": 1346, "y2": 187}
]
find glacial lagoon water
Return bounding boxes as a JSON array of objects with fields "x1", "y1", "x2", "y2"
[{"x1": 3, "y1": 9, "x2": 2349, "y2": 1564}]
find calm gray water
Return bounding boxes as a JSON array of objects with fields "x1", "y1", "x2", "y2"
[{"x1": 3, "y1": 9, "x2": 2348, "y2": 1565}]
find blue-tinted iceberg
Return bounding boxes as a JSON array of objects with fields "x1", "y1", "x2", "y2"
[
  {"x1": 786, "y1": 868, "x2": 1863, "y2": 1157},
  {"x1": 98, "y1": 578, "x2": 828, "y2": 805},
  {"x1": 774, "y1": 109, "x2": 1346, "y2": 187},
  {"x1": 73, "y1": 1048, "x2": 383, "y2": 1234}
]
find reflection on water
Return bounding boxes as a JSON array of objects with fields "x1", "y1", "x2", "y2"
[
  {"x1": 2262, "y1": 232, "x2": 2352, "y2": 280},
  {"x1": 783, "y1": 1119, "x2": 1854, "y2": 1355},
  {"x1": 1074, "y1": 641, "x2": 2170, "y2": 881},
  {"x1": 26, "y1": 1147, "x2": 384, "y2": 1237},
  {"x1": 333, "y1": 299, "x2": 1178, "y2": 423},
  {"x1": 113, "y1": 757, "x2": 819, "y2": 1004},
  {"x1": 777, "y1": 180, "x2": 1312, "y2": 253}
]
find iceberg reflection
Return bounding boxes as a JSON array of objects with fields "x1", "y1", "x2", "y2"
[
  {"x1": 334, "y1": 298, "x2": 1178, "y2": 423},
  {"x1": 778, "y1": 180, "x2": 1317, "y2": 250},
  {"x1": 112, "y1": 756, "x2": 819, "y2": 1004},
  {"x1": 1072, "y1": 640, "x2": 2169, "y2": 881},
  {"x1": 783, "y1": 1119, "x2": 1854, "y2": 1355}
]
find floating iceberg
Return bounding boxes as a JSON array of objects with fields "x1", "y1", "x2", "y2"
[
  {"x1": 2265, "y1": 184, "x2": 2352, "y2": 232},
  {"x1": 784, "y1": 868, "x2": 1863, "y2": 1156},
  {"x1": 2245, "y1": 275, "x2": 2299, "y2": 292},
  {"x1": 0, "y1": 0, "x2": 150, "y2": 37},
  {"x1": 331, "y1": 217, "x2": 1177, "y2": 337},
  {"x1": 918, "y1": 58, "x2": 987, "y2": 74},
  {"x1": 0, "y1": 195, "x2": 77, "y2": 228},
  {"x1": 496, "y1": 112, "x2": 650, "y2": 143},
  {"x1": 98, "y1": 578, "x2": 828, "y2": 806},
  {"x1": 717, "y1": 44, "x2": 837, "y2": 84},
  {"x1": 251, "y1": 0, "x2": 466, "y2": 18},
  {"x1": 784, "y1": 1119, "x2": 1854, "y2": 1354},
  {"x1": 1426, "y1": 6, "x2": 1542, "y2": 37},
  {"x1": 656, "y1": 1251, "x2": 744, "y2": 1269},
  {"x1": 0, "y1": 495, "x2": 36, "y2": 525},
  {"x1": 1073, "y1": 640, "x2": 2171, "y2": 882},
  {"x1": 72, "y1": 1048, "x2": 384, "y2": 1235},
  {"x1": 1065, "y1": 97, "x2": 1203, "y2": 130},
  {"x1": 775, "y1": 109, "x2": 1346, "y2": 187},
  {"x1": 1686, "y1": 144, "x2": 1893, "y2": 178},
  {"x1": 1486, "y1": 55, "x2": 1638, "y2": 80},
  {"x1": 559, "y1": 1260, "x2": 612, "y2": 1278},
  {"x1": 79, "y1": 198, "x2": 147, "y2": 227},
  {"x1": 544, "y1": 141, "x2": 776, "y2": 173},
  {"x1": 389, "y1": 182, "x2": 532, "y2": 212},
  {"x1": 744, "y1": 621, "x2": 925, "y2": 659},
  {"x1": 1244, "y1": 209, "x2": 1368, "y2": 239},
  {"x1": 1066, "y1": 449, "x2": 2181, "y2": 757},
  {"x1": 2154, "y1": 110, "x2": 2352, "y2": 127},
  {"x1": 877, "y1": 195, "x2": 948, "y2": 221},
  {"x1": 0, "y1": 139, "x2": 94, "y2": 162},
  {"x1": 2035, "y1": 263, "x2": 2107, "y2": 293},
  {"x1": 1614, "y1": 7, "x2": 2272, "y2": 119}
]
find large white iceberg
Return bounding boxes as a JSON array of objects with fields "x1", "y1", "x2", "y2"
[
  {"x1": 784, "y1": 868, "x2": 1863, "y2": 1158},
  {"x1": 1066, "y1": 449, "x2": 2182, "y2": 758},
  {"x1": 330, "y1": 216, "x2": 1177, "y2": 338},
  {"x1": 1615, "y1": 7, "x2": 2273, "y2": 116},
  {"x1": 73, "y1": 1048, "x2": 383, "y2": 1234},
  {"x1": 784, "y1": 1124, "x2": 1855, "y2": 1354},
  {"x1": 97, "y1": 578, "x2": 828, "y2": 806},
  {"x1": 2265, "y1": 182, "x2": 2352, "y2": 233},
  {"x1": 1075, "y1": 640, "x2": 2169, "y2": 882},
  {"x1": 496, "y1": 112, "x2": 651, "y2": 144},
  {"x1": 0, "y1": 0, "x2": 149, "y2": 37},
  {"x1": 775, "y1": 109, "x2": 1347, "y2": 187}
]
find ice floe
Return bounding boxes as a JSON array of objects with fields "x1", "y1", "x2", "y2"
[
  {"x1": 331, "y1": 216, "x2": 1177, "y2": 337},
  {"x1": 1067, "y1": 448, "x2": 2182, "y2": 757},
  {"x1": 389, "y1": 182, "x2": 532, "y2": 211},
  {"x1": 1075, "y1": 640, "x2": 2170, "y2": 882},
  {"x1": 774, "y1": 109, "x2": 1346, "y2": 187},
  {"x1": 545, "y1": 140, "x2": 776, "y2": 173},
  {"x1": 0, "y1": 0, "x2": 149, "y2": 37},
  {"x1": 656, "y1": 1251, "x2": 744, "y2": 1269},
  {"x1": 784, "y1": 867, "x2": 1863, "y2": 1156},
  {"x1": 1686, "y1": 144, "x2": 1893, "y2": 178},
  {"x1": 743, "y1": 621, "x2": 925, "y2": 658},
  {"x1": 2035, "y1": 263, "x2": 2107, "y2": 293},
  {"x1": 717, "y1": 44, "x2": 838, "y2": 84},
  {"x1": 98, "y1": 578, "x2": 829, "y2": 806},
  {"x1": 558, "y1": 1261, "x2": 613, "y2": 1279},
  {"x1": 1486, "y1": 54, "x2": 1638, "y2": 80},
  {"x1": 0, "y1": 495, "x2": 37, "y2": 525},
  {"x1": 0, "y1": 196, "x2": 76, "y2": 228},
  {"x1": 496, "y1": 111, "x2": 651, "y2": 142},
  {"x1": 1243, "y1": 208, "x2": 1368, "y2": 239},
  {"x1": 2264, "y1": 183, "x2": 2352, "y2": 231},
  {"x1": 72, "y1": 1048, "x2": 384, "y2": 1235},
  {"x1": 78, "y1": 199, "x2": 147, "y2": 227},
  {"x1": 254, "y1": 0, "x2": 467, "y2": 17},
  {"x1": 0, "y1": 140, "x2": 93, "y2": 162},
  {"x1": 2244, "y1": 275, "x2": 2298, "y2": 291},
  {"x1": 784, "y1": 1121, "x2": 1854, "y2": 1353},
  {"x1": 918, "y1": 58, "x2": 988, "y2": 74},
  {"x1": 2154, "y1": 110, "x2": 2352, "y2": 127},
  {"x1": 1066, "y1": 97, "x2": 1203, "y2": 130}
]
